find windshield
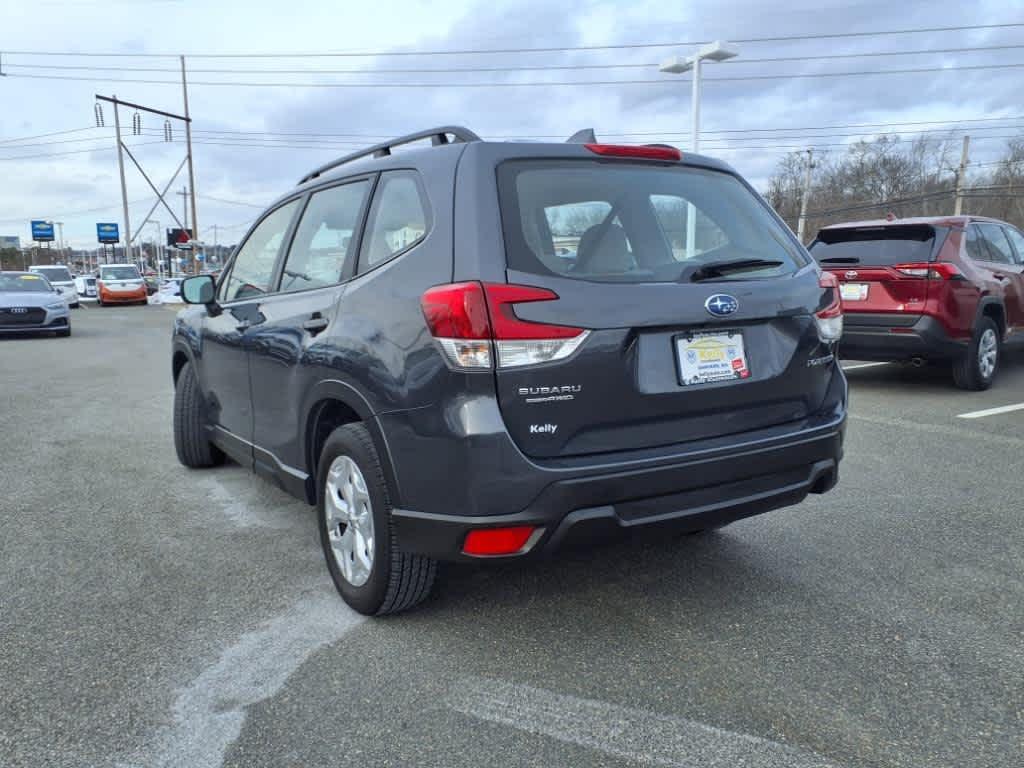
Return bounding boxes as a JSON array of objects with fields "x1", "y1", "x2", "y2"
[
  {"x1": 100, "y1": 266, "x2": 141, "y2": 281},
  {"x1": 0, "y1": 273, "x2": 53, "y2": 293},
  {"x1": 32, "y1": 266, "x2": 73, "y2": 283},
  {"x1": 498, "y1": 161, "x2": 807, "y2": 283},
  {"x1": 809, "y1": 225, "x2": 941, "y2": 266}
]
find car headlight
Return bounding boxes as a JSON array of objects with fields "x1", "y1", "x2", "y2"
[{"x1": 46, "y1": 301, "x2": 65, "y2": 310}]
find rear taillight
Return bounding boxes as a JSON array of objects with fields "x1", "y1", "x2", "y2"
[
  {"x1": 584, "y1": 143, "x2": 682, "y2": 161},
  {"x1": 893, "y1": 262, "x2": 962, "y2": 280},
  {"x1": 814, "y1": 271, "x2": 843, "y2": 343},
  {"x1": 420, "y1": 282, "x2": 588, "y2": 370}
]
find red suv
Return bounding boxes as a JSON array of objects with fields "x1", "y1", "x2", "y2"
[{"x1": 809, "y1": 215, "x2": 1024, "y2": 390}]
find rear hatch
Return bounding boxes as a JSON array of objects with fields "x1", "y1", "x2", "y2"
[
  {"x1": 485, "y1": 153, "x2": 838, "y2": 459},
  {"x1": 809, "y1": 224, "x2": 947, "y2": 327}
]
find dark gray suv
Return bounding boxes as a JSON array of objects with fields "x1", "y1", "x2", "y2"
[{"x1": 172, "y1": 127, "x2": 847, "y2": 615}]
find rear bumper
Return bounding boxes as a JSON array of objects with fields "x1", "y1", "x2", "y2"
[
  {"x1": 840, "y1": 313, "x2": 966, "y2": 361},
  {"x1": 99, "y1": 289, "x2": 148, "y2": 303},
  {"x1": 391, "y1": 413, "x2": 845, "y2": 562}
]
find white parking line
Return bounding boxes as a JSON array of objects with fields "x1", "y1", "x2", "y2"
[
  {"x1": 448, "y1": 678, "x2": 838, "y2": 767},
  {"x1": 957, "y1": 402, "x2": 1024, "y2": 420},
  {"x1": 841, "y1": 362, "x2": 890, "y2": 371}
]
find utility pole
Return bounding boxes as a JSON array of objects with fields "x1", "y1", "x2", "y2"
[
  {"x1": 796, "y1": 149, "x2": 815, "y2": 242},
  {"x1": 178, "y1": 186, "x2": 189, "y2": 229},
  {"x1": 954, "y1": 135, "x2": 971, "y2": 216},
  {"x1": 55, "y1": 221, "x2": 65, "y2": 263},
  {"x1": 212, "y1": 224, "x2": 218, "y2": 266},
  {"x1": 112, "y1": 96, "x2": 133, "y2": 265},
  {"x1": 181, "y1": 56, "x2": 199, "y2": 274}
]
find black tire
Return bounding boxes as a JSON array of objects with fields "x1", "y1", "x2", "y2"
[
  {"x1": 173, "y1": 361, "x2": 225, "y2": 468},
  {"x1": 952, "y1": 317, "x2": 1000, "y2": 391},
  {"x1": 56, "y1": 326, "x2": 71, "y2": 338},
  {"x1": 317, "y1": 423, "x2": 436, "y2": 616},
  {"x1": 71, "y1": 302, "x2": 80, "y2": 309}
]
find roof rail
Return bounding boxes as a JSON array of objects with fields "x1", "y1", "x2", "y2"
[{"x1": 298, "y1": 125, "x2": 481, "y2": 184}]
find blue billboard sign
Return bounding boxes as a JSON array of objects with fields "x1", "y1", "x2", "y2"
[
  {"x1": 96, "y1": 222, "x2": 120, "y2": 244},
  {"x1": 31, "y1": 220, "x2": 55, "y2": 242}
]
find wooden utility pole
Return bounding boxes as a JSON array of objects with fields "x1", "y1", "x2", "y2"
[
  {"x1": 796, "y1": 149, "x2": 815, "y2": 242},
  {"x1": 181, "y1": 56, "x2": 200, "y2": 274},
  {"x1": 112, "y1": 96, "x2": 132, "y2": 264},
  {"x1": 954, "y1": 136, "x2": 970, "y2": 216}
]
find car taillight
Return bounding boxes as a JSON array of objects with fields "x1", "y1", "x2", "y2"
[
  {"x1": 420, "y1": 282, "x2": 588, "y2": 370},
  {"x1": 814, "y1": 271, "x2": 843, "y2": 343},
  {"x1": 893, "y1": 262, "x2": 962, "y2": 280},
  {"x1": 584, "y1": 143, "x2": 682, "y2": 161}
]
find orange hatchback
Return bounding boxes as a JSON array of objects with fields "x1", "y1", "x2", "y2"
[{"x1": 96, "y1": 264, "x2": 148, "y2": 306}]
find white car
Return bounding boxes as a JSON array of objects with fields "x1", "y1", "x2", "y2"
[
  {"x1": 74, "y1": 275, "x2": 98, "y2": 301},
  {"x1": 29, "y1": 265, "x2": 80, "y2": 308}
]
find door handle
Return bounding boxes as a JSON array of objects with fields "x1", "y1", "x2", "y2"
[
  {"x1": 235, "y1": 320, "x2": 251, "y2": 332},
  {"x1": 302, "y1": 316, "x2": 329, "y2": 335}
]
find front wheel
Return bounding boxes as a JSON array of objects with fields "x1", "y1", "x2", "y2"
[
  {"x1": 173, "y1": 361, "x2": 225, "y2": 468},
  {"x1": 318, "y1": 423, "x2": 436, "y2": 616},
  {"x1": 953, "y1": 317, "x2": 1000, "y2": 391}
]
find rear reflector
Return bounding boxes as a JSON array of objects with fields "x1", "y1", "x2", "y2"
[
  {"x1": 584, "y1": 143, "x2": 682, "y2": 161},
  {"x1": 421, "y1": 282, "x2": 588, "y2": 370},
  {"x1": 463, "y1": 526, "x2": 536, "y2": 556},
  {"x1": 893, "y1": 262, "x2": 962, "y2": 280},
  {"x1": 814, "y1": 271, "x2": 843, "y2": 343}
]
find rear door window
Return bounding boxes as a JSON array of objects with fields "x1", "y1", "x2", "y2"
[
  {"x1": 976, "y1": 222, "x2": 1016, "y2": 265},
  {"x1": 965, "y1": 224, "x2": 997, "y2": 263},
  {"x1": 498, "y1": 161, "x2": 805, "y2": 283},
  {"x1": 278, "y1": 180, "x2": 370, "y2": 293},
  {"x1": 809, "y1": 225, "x2": 938, "y2": 266},
  {"x1": 358, "y1": 171, "x2": 429, "y2": 272},
  {"x1": 1002, "y1": 226, "x2": 1024, "y2": 264}
]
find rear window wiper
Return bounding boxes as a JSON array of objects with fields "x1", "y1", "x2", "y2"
[
  {"x1": 818, "y1": 257, "x2": 860, "y2": 264},
  {"x1": 685, "y1": 258, "x2": 784, "y2": 282}
]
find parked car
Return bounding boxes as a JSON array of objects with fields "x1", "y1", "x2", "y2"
[
  {"x1": 171, "y1": 127, "x2": 847, "y2": 615},
  {"x1": 28, "y1": 264, "x2": 79, "y2": 308},
  {"x1": 96, "y1": 264, "x2": 148, "y2": 306},
  {"x1": 810, "y1": 215, "x2": 1024, "y2": 390},
  {"x1": 0, "y1": 271, "x2": 71, "y2": 336},
  {"x1": 74, "y1": 275, "x2": 98, "y2": 301}
]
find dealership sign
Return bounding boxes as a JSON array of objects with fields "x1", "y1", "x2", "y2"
[
  {"x1": 96, "y1": 223, "x2": 120, "y2": 244},
  {"x1": 31, "y1": 220, "x2": 55, "y2": 242}
]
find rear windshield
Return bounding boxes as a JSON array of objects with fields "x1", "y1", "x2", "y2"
[
  {"x1": 32, "y1": 266, "x2": 72, "y2": 283},
  {"x1": 809, "y1": 225, "x2": 941, "y2": 266},
  {"x1": 100, "y1": 266, "x2": 141, "y2": 280},
  {"x1": 497, "y1": 161, "x2": 807, "y2": 283}
]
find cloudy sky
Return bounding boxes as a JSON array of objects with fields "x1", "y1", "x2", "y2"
[{"x1": 0, "y1": 0, "x2": 1021, "y2": 249}]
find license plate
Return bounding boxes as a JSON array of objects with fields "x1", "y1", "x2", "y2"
[
  {"x1": 840, "y1": 282, "x2": 869, "y2": 301},
  {"x1": 676, "y1": 331, "x2": 750, "y2": 386}
]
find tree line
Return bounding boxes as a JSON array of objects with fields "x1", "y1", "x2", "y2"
[{"x1": 764, "y1": 134, "x2": 1024, "y2": 242}]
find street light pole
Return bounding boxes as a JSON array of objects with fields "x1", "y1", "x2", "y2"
[{"x1": 660, "y1": 41, "x2": 738, "y2": 260}]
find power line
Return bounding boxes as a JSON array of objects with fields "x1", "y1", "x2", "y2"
[
  {"x1": 197, "y1": 194, "x2": 268, "y2": 208},
  {"x1": 6, "y1": 44, "x2": 1024, "y2": 75},
  {"x1": 0, "y1": 126, "x2": 98, "y2": 144},
  {"x1": 2, "y1": 23, "x2": 1021, "y2": 59},
  {"x1": 0, "y1": 140, "x2": 168, "y2": 162},
  {"x1": 7, "y1": 61, "x2": 1024, "y2": 88}
]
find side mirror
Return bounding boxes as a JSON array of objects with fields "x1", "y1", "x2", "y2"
[{"x1": 181, "y1": 275, "x2": 216, "y2": 305}]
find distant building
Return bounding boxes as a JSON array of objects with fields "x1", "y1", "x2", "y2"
[{"x1": 0, "y1": 235, "x2": 20, "y2": 248}]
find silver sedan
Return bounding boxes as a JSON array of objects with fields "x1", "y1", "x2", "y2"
[{"x1": 0, "y1": 272, "x2": 72, "y2": 337}]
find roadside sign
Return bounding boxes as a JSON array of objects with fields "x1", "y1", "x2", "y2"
[
  {"x1": 31, "y1": 220, "x2": 55, "y2": 242},
  {"x1": 167, "y1": 228, "x2": 194, "y2": 249},
  {"x1": 96, "y1": 223, "x2": 120, "y2": 244}
]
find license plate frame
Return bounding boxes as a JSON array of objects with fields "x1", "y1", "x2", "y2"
[
  {"x1": 840, "y1": 282, "x2": 869, "y2": 301},
  {"x1": 674, "y1": 330, "x2": 751, "y2": 386}
]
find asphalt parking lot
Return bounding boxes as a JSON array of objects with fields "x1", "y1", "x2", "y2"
[{"x1": 2, "y1": 306, "x2": 1022, "y2": 768}]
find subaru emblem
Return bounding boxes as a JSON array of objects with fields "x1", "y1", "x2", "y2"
[
  {"x1": 704, "y1": 294, "x2": 739, "y2": 317},
  {"x1": 845, "y1": 270, "x2": 858, "y2": 279}
]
